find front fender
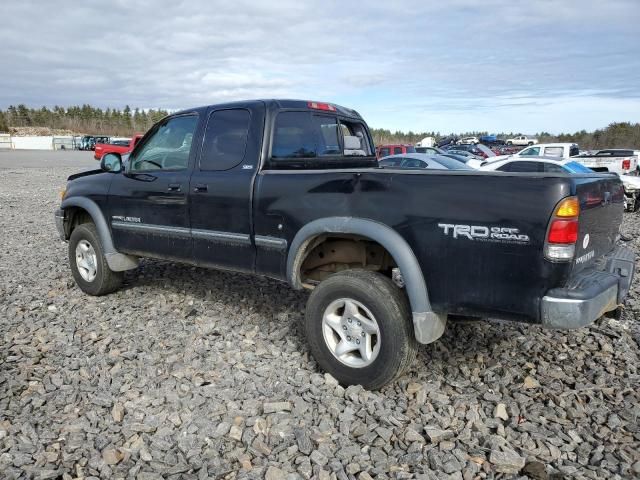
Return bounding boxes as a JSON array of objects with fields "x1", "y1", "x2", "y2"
[{"x1": 60, "y1": 196, "x2": 138, "y2": 272}]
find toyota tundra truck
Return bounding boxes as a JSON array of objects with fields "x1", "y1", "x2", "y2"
[{"x1": 54, "y1": 99, "x2": 635, "y2": 389}]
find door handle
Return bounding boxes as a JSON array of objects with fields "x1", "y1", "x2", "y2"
[
  {"x1": 168, "y1": 183, "x2": 182, "y2": 192},
  {"x1": 193, "y1": 184, "x2": 208, "y2": 193}
]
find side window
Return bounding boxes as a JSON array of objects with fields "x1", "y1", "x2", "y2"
[
  {"x1": 544, "y1": 163, "x2": 566, "y2": 173},
  {"x1": 506, "y1": 161, "x2": 543, "y2": 172},
  {"x1": 543, "y1": 146, "x2": 563, "y2": 158},
  {"x1": 497, "y1": 163, "x2": 512, "y2": 172},
  {"x1": 379, "y1": 147, "x2": 390, "y2": 157},
  {"x1": 130, "y1": 115, "x2": 198, "y2": 172},
  {"x1": 403, "y1": 158, "x2": 427, "y2": 168},
  {"x1": 519, "y1": 147, "x2": 540, "y2": 156},
  {"x1": 200, "y1": 109, "x2": 251, "y2": 171},
  {"x1": 272, "y1": 112, "x2": 317, "y2": 158},
  {"x1": 379, "y1": 158, "x2": 403, "y2": 167},
  {"x1": 340, "y1": 120, "x2": 371, "y2": 156},
  {"x1": 393, "y1": 147, "x2": 403, "y2": 155}
]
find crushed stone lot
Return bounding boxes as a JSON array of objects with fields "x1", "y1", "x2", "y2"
[{"x1": 0, "y1": 152, "x2": 639, "y2": 480}]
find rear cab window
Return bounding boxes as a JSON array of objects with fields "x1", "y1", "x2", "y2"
[
  {"x1": 200, "y1": 109, "x2": 251, "y2": 171},
  {"x1": 543, "y1": 146, "x2": 564, "y2": 158},
  {"x1": 268, "y1": 110, "x2": 375, "y2": 169}
]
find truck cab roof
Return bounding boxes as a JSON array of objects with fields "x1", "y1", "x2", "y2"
[{"x1": 172, "y1": 99, "x2": 364, "y2": 120}]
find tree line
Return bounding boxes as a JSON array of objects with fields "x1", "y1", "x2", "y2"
[
  {"x1": 0, "y1": 104, "x2": 170, "y2": 136},
  {"x1": 371, "y1": 122, "x2": 640, "y2": 150},
  {"x1": 0, "y1": 104, "x2": 638, "y2": 149}
]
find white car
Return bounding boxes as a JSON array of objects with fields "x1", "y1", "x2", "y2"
[
  {"x1": 492, "y1": 143, "x2": 579, "y2": 162},
  {"x1": 575, "y1": 149, "x2": 639, "y2": 176},
  {"x1": 479, "y1": 156, "x2": 594, "y2": 174},
  {"x1": 506, "y1": 135, "x2": 538, "y2": 146},
  {"x1": 458, "y1": 136, "x2": 479, "y2": 145},
  {"x1": 621, "y1": 175, "x2": 640, "y2": 211}
]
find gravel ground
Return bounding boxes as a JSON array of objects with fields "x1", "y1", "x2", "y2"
[{"x1": 1, "y1": 154, "x2": 639, "y2": 480}]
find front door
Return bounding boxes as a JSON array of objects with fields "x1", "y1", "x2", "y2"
[
  {"x1": 188, "y1": 105, "x2": 264, "y2": 272},
  {"x1": 108, "y1": 113, "x2": 200, "y2": 261}
]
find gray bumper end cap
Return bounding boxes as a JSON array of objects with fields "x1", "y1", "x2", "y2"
[{"x1": 413, "y1": 311, "x2": 447, "y2": 344}]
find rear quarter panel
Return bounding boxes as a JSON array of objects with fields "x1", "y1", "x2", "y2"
[{"x1": 254, "y1": 169, "x2": 574, "y2": 322}]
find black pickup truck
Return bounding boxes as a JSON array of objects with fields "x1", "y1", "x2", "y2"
[{"x1": 55, "y1": 99, "x2": 635, "y2": 389}]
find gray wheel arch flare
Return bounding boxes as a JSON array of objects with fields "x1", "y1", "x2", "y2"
[
  {"x1": 287, "y1": 217, "x2": 447, "y2": 344},
  {"x1": 61, "y1": 197, "x2": 138, "y2": 272}
]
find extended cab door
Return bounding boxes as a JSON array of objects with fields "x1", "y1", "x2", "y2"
[
  {"x1": 188, "y1": 104, "x2": 265, "y2": 272},
  {"x1": 107, "y1": 113, "x2": 200, "y2": 261}
]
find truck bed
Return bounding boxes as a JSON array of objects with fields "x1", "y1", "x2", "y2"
[{"x1": 254, "y1": 168, "x2": 624, "y2": 323}]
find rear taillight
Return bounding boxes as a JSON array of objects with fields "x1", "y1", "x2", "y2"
[
  {"x1": 548, "y1": 220, "x2": 578, "y2": 243},
  {"x1": 622, "y1": 159, "x2": 631, "y2": 170},
  {"x1": 545, "y1": 196, "x2": 579, "y2": 261}
]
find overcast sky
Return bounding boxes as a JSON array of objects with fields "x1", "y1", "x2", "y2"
[{"x1": 1, "y1": 0, "x2": 639, "y2": 133}]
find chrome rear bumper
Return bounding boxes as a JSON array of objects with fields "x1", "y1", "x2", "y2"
[{"x1": 541, "y1": 245, "x2": 635, "y2": 329}]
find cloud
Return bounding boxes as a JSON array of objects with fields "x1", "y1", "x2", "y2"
[{"x1": 1, "y1": 0, "x2": 639, "y2": 133}]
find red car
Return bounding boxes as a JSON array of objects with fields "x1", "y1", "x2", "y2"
[
  {"x1": 94, "y1": 134, "x2": 143, "y2": 160},
  {"x1": 376, "y1": 144, "x2": 416, "y2": 159}
]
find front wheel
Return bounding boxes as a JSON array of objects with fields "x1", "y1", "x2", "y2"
[
  {"x1": 507, "y1": 141, "x2": 513, "y2": 145},
  {"x1": 304, "y1": 270, "x2": 417, "y2": 390},
  {"x1": 69, "y1": 223, "x2": 123, "y2": 296}
]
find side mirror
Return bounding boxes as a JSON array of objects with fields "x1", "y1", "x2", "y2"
[{"x1": 101, "y1": 153, "x2": 122, "y2": 173}]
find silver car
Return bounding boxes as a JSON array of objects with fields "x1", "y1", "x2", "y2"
[{"x1": 378, "y1": 153, "x2": 473, "y2": 171}]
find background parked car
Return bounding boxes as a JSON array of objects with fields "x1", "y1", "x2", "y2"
[
  {"x1": 444, "y1": 143, "x2": 496, "y2": 159},
  {"x1": 415, "y1": 146, "x2": 444, "y2": 155},
  {"x1": 493, "y1": 143, "x2": 579, "y2": 162},
  {"x1": 436, "y1": 136, "x2": 459, "y2": 148},
  {"x1": 492, "y1": 145, "x2": 522, "y2": 155},
  {"x1": 434, "y1": 149, "x2": 484, "y2": 169},
  {"x1": 458, "y1": 136, "x2": 479, "y2": 145},
  {"x1": 575, "y1": 149, "x2": 639, "y2": 175},
  {"x1": 376, "y1": 144, "x2": 416, "y2": 158},
  {"x1": 506, "y1": 135, "x2": 538, "y2": 146},
  {"x1": 479, "y1": 156, "x2": 594, "y2": 173},
  {"x1": 439, "y1": 152, "x2": 478, "y2": 166},
  {"x1": 478, "y1": 134, "x2": 506, "y2": 146},
  {"x1": 379, "y1": 153, "x2": 473, "y2": 170}
]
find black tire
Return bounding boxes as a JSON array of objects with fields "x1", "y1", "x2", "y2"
[
  {"x1": 527, "y1": 141, "x2": 534, "y2": 146},
  {"x1": 507, "y1": 141, "x2": 513, "y2": 145},
  {"x1": 69, "y1": 223, "x2": 123, "y2": 296},
  {"x1": 304, "y1": 270, "x2": 417, "y2": 390}
]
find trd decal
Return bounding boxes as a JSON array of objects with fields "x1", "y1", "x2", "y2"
[{"x1": 438, "y1": 223, "x2": 530, "y2": 244}]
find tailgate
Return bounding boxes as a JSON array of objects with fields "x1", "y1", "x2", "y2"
[{"x1": 572, "y1": 175, "x2": 624, "y2": 273}]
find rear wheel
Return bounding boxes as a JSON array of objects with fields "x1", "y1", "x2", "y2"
[
  {"x1": 527, "y1": 141, "x2": 534, "y2": 146},
  {"x1": 507, "y1": 141, "x2": 513, "y2": 145},
  {"x1": 69, "y1": 223, "x2": 123, "y2": 296},
  {"x1": 304, "y1": 270, "x2": 417, "y2": 390}
]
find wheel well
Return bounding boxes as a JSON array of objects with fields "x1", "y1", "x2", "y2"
[
  {"x1": 297, "y1": 234, "x2": 397, "y2": 289},
  {"x1": 64, "y1": 207, "x2": 93, "y2": 238}
]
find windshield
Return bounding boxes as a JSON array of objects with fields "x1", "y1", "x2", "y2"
[
  {"x1": 441, "y1": 153, "x2": 469, "y2": 164},
  {"x1": 431, "y1": 155, "x2": 473, "y2": 170},
  {"x1": 476, "y1": 144, "x2": 495, "y2": 157},
  {"x1": 564, "y1": 161, "x2": 594, "y2": 173}
]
